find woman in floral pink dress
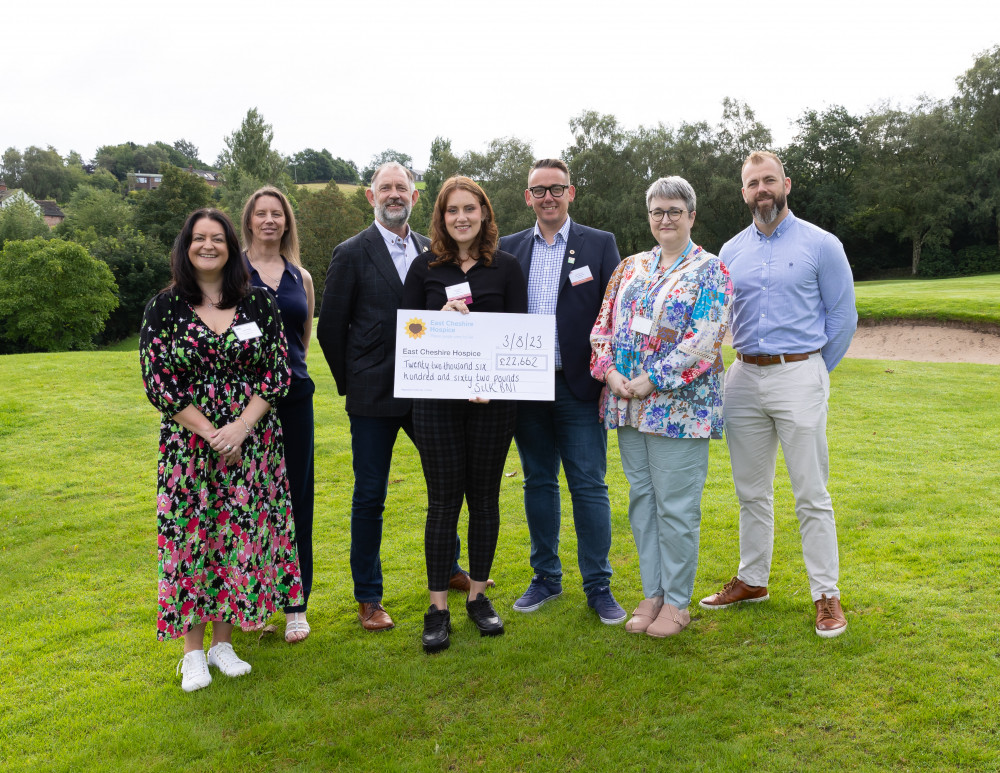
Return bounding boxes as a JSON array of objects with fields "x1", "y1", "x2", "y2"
[{"x1": 140, "y1": 208, "x2": 302, "y2": 692}]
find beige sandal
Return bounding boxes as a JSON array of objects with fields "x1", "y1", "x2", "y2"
[
  {"x1": 625, "y1": 597, "x2": 664, "y2": 633},
  {"x1": 646, "y1": 603, "x2": 690, "y2": 638}
]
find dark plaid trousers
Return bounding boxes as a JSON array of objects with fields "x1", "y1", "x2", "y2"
[{"x1": 413, "y1": 398, "x2": 517, "y2": 592}]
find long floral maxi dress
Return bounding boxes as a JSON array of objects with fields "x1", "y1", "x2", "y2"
[{"x1": 140, "y1": 288, "x2": 303, "y2": 640}]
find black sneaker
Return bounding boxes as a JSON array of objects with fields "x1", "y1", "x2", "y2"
[
  {"x1": 466, "y1": 593, "x2": 505, "y2": 637},
  {"x1": 422, "y1": 605, "x2": 451, "y2": 653}
]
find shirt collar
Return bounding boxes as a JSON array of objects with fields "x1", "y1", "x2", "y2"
[
  {"x1": 751, "y1": 209, "x2": 796, "y2": 240},
  {"x1": 533, "y1": 216, "x2": 572, "y2": 245},
  {"x1": 374, "y1": 218, "x2": 412, "y2": 247}
]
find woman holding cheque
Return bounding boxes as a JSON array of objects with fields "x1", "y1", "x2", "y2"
[
  {"x1": 402, "y1": 176, "x2": 527, "y2": 653},
  {"x1": 590, "y1": 176, "x2": 732, "y2": 638},
  {"x1": 140, "y1": 208, "x2": 301, "y2": 691}
]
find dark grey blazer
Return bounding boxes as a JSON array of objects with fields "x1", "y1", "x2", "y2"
[{"x1": 317, "y1": 222, "x2": 430, "y2": 417}]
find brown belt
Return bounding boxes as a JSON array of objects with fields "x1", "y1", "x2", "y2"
[{"x1": 735, "y1": 350, "x2": 821, "y2": 366}]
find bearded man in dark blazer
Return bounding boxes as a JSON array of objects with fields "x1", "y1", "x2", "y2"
[
  {"x1": 317, "y1": 162, "x2": 476, "y2": 632},
  {"x1": 499, "y1": 158, "x2": 626, "y2": 625}
]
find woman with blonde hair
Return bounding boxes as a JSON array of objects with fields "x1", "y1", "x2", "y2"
[{"x1": 241, "y1": 187, "x2": 316, "y2": 643}]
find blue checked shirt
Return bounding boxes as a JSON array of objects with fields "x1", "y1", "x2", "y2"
[
  {"x1": 719, "y1": 210, "x2": 857, "y2": 372},
  {"x1": 527, "y1": 217, "x2": 572, "y2": 368}
]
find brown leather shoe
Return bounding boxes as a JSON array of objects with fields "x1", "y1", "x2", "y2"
[
  {"x1": 699, "y1": 576, "x2": 769, "y2": 609},
  {"x1": 448, "y1": 570, "x2": 495, "y2": 592},
  {"x1": 358, "y1": 602, "x2": 394, "y2": 631},
  {"x1": 815, "y1": 594, "x2": 847, "y2": 638}
]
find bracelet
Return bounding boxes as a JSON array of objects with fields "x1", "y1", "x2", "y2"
[{"x1": 238, "y1": 416, "x2": 252, "y2": 436}]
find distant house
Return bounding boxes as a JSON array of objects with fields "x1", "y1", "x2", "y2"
[
  {"x1": 188, "y1": 168, "x2": 221, "y2": 188},
  {"x1": 128, "y1": 172, "x2": 163, "y2": 191},
  {"x1": 36, "y1": 200, "x2": 65, "y2": 227},
  {"x1": 0, "y1": 187, "x2": 65, "y2": 227}
]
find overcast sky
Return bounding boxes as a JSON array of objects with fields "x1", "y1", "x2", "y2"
[{"x1": 4, "y1": 0, "x2": 999, "y2": 171}]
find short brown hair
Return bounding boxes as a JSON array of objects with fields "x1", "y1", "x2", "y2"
[
  {"x1": 529, "y1": 158, "x2": 570, "y2": 184},
  {"x1": 430, "y1": 176, "x2": 499, "y2": 267},
  {"x1": 741, "y1": 151, "x2": 786, "y2": 182}
]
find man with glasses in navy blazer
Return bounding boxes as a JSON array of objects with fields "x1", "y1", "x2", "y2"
[{"x1": 499, "y1": 158, "x2": 626, "y2": 625}]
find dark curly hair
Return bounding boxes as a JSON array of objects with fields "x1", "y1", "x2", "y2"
[
  {"x1": 169, "y1": 208, "x2": 249, "y2": 308},
  {"x1": 429, "y1": 176, "x2": 499, "y2": 267}
]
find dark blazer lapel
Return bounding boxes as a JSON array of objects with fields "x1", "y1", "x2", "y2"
[
  {"x1": 508, "y1": 230, "x2": 534, "y2": 278},
  {"x1": 364, "y1": 222, "x2": 404, "y2": 295},
  {"x1": 558, "y1": 221, "x2": 585, "y2": 292}
]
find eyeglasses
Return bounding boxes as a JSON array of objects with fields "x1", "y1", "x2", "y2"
[
  {"x1": 528, "y1": 185, "x2": 569, "y2": 198},
  {"x1": 648, "y1": 208, "x2": 688, "y2": 223}
]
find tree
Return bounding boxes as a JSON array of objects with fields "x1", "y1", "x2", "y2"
[
  {"x1": 218, "y1": 108, "x2": 289, "y2": 215},
  {"x1": 55, "y1": 185, "x2": 134, "y2": 243},
  {"x1": 172, "y1": 139, "x2": 204, "y2": 168},
  {"x1": 361, "y1": 149, "x2": 413, "y2": 185},
  {"x1": 1, "y1": 147, "x2": 24, "y2": 187},
  {"x1": 0, "y1": 198, "x2": 50, "y2": 246},
  {"x1": 90, "y1": 226, "x2": 170, "y2": 342},
  {"x1": 0, "y1": 237, "x2": 117, "y2": 352},
  {"x1": 95, "y1": 142, "x2": 139, "y2": 181},
  {"x1": 423, "y1": 137, "x2": 461, "y2": 209},
  {"x1": 133, "y1": 165, "x2": 213, "y2": 248},
  {"x1": 330, "y1": 157, "x2": 359, "y2": 184},
  {"x1": 954, "y1": 45, "x2": 1000, "y2": 253},
  {"x1": 461, "y1": 137, "x2": 535, "y2": 236},
  {"x1": 288, "y1": 148, "x2": 336, "y2": 183},
  {"x1": 857, "y1": 100, "x2": 964, "y2": 275},
  {"x1": 297, "y1": 183, "x2": 367, "y2": 309},
  {"x1": 20, "y1": 145, "x2": 75, "y2": 201}
]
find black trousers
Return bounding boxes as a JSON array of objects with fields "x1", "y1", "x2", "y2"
[
  {"x1": 278, "y1": 376, "x2": 315, "y2": 613},
  {"x1": 413, "y1": 398, "x2": 517, "y2": 592}
]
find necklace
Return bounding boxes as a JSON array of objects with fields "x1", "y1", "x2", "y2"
[
  {"x1": 249, "y1": 256, "x2": 283, "y2": 289},
  {"x1": 205, "y1": 295, "x2": 223, "y2": 308}
]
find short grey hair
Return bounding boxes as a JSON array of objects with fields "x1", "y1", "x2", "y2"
[
  {"x1": 645, "y1": 176, "x2": 696, "y2": 212},
  {"x1": 370, "y1": 161, "x2": 416, "y2": 193}
]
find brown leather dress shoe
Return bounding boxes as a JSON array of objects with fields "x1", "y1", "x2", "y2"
[
  {"x1": 448, "y1": 570, "x2": 495, "y2": 592},
  {"x1": 815, "y1": 594, "x2": 847, "y2": 638},
  {"x1": 358, "y1": 601, "x2": 394, "y2": 631},
  {"x1": 699, "y1": 576, "x2": 769, "y2": 609}
]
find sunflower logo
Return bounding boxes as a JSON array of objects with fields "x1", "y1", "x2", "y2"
[{"x1": 405, "y1": 318, "x2": 427, "y2": 339}]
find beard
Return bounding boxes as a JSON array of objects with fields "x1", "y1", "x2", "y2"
[
  {"x1": 750, "y1": 190, "x2": 786, "y2": 225},
  {"x1": 377, "y1": 197, "x2": 412, "y2": 228}
]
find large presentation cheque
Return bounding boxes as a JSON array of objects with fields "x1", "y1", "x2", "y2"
[{"x1": 393, "y1": 310, "x2": 556, "y2": 401}]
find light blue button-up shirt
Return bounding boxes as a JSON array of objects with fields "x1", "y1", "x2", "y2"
[{"x1": 719, "y1": 210, "x2": 857, "y2": 372}]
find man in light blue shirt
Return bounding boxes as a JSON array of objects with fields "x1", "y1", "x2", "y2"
[{"x1": 699, "y1": 151, "x2": 857, "y2": 638}]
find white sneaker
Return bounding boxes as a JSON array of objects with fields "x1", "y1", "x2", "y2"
[
  {"x1": 207, "y1": 642, "x2": 252, "y2": 677},
  {"x1": 177, "y1": 650, "x2": 212, "y2": 692}
]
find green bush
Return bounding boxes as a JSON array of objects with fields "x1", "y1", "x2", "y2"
[
  {"x1": 90, "y1": 227, "x2": 170, "y2": 343},
  {"x1": 0, "y1": 237, "x2": 118, "y2": 352}
]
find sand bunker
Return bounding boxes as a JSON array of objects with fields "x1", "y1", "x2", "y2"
[{"x1": 846, "y1": 321, "x2": 1000, "y2": 365}]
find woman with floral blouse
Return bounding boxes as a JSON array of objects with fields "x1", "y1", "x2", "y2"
[
  {"x1": 590, "y1": 176, "x2": 732, "y2": 638},
  {"x1": 140, "y1": 208, "x2": 301, "y2": 691}
]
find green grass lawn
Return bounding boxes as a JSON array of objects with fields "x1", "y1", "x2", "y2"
[
  {"x1": 2, "y1": 341, "x2": 998, "y2": 772},
  {"x1": 854, "y1": 273, "x2": 1000, "y2": 326}
]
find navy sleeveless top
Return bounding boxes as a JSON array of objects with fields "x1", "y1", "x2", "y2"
[{"x1": 245, "y1": 254, "x2": 309, "y2": 380}]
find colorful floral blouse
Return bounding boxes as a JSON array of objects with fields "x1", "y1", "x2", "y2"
[{"x1": 590, "y1": 246, "x2": 733, "y2": 438}]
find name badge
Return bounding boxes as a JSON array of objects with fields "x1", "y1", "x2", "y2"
[
  {"x1": 569, "y1": 265, "x2": 593, "y2": 285},
  {"x1": 631, "y1": 316, "x2": 654, "y2": 336},
  {"x1": 233, "y1": 322, "x2": 263, "y2": 341},
  {"x1": 445, "y1": 281, "x2": 473, "y2": 304}
]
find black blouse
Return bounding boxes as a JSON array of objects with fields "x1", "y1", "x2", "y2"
[{"x1": 401, "y1": 250, "x2": 528, "y2": 314}]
